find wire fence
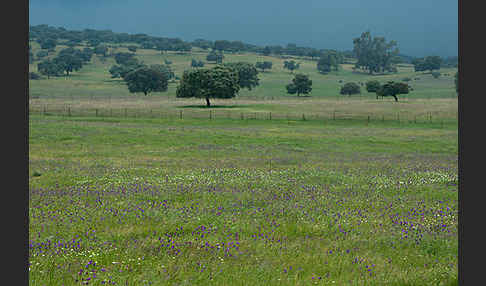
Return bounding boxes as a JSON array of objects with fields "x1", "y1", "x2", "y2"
[{"x1": 29, "y1": 104, "x2": 457, "y2": 126}]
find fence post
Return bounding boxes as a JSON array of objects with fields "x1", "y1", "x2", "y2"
[
  {"x1": 180, "y1": 110, "x2": 183, "y2": 120},
  {"x1": 209, "y1": 110, "x2": 212, "y2": 120},
  {"x1": 269, "y1": 112, "x2": 272, "y2": 120},
  {"x1": 302, "y1": 113, "x2": 306, "y2": 121},
  {"x1": 68, "y1": 106, "x2": 71, "y2": 117},
  {"x1": 333, "y1": 111, "x2": 336, "y2": 120},
  {"x1": 367, "y1": 115, "x2": 370, "y2": 125}
]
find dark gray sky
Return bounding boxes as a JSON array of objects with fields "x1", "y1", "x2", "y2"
[{"x1": 29, "y1": 0, "x2": 458, "y2": 58}]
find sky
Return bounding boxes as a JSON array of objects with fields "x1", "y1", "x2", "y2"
[{"x1": 29, "y1": 0, "x2": 458, "y2": 58}]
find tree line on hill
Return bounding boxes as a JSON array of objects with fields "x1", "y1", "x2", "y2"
[
  {"x1": 29, "y1": 25, "x2": 458, "y2": 103},
  {"x1": 30, "y1": 24, "x2": 456, "y2": 73},
  {"x1": 29, "y1": 24, "x2": 353, "y2": 61}
]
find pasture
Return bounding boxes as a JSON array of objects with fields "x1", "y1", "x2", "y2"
[{"x1": 29, "y1": 42, "x2": 458, "y2": 285}]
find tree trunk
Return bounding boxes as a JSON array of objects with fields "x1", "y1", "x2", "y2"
[
  {"x1": 206, "y1": 97, "x2": 211, "y2": 107},
  {"x1": 393, "y1": 95, "x2": 398, "y2": 102}
]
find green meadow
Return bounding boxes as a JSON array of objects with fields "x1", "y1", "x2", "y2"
[{"x1": 29, "y1": 42, "x2": 458, "y2": 285}]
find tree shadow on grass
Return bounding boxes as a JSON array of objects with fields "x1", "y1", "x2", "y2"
[
  {"x1": 103, "y1": 79, "x2": 125, "y2": 83},
  {"x1": 177, "y1": 105, "x2": 256, "y2": 109}
]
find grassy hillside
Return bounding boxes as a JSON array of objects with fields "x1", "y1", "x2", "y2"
[{"x1": 29, "y1": 42, "x2": 457, "y2": 101}]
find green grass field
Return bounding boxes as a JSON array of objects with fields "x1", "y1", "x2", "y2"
[{"x1": 29, "y1": 43, "x2": 458, "y2": 285}]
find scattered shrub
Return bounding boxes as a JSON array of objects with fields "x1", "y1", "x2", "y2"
[
  {"x1": 365, "y1": 80, "x2": 381, "y2": 93},
  {"x1": 340, "y1": 82, "x2": 361, "y2": 96}
]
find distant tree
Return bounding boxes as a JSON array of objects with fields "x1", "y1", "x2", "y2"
[
  {"x1": 365, "y1": 80, "x2": 381, "y2": 93},
  {"x1": 37, "y1": 59, "x2": 63, "y2": 79},
  {"x1": 58, "y1": 47, "x2": 92, "y2": 64},
  {"x1": 308, "y1": 49, "x2": 322, "y2": 60},
  {"x1": 264, "y1": 61, "x2": 273, "y2": 71},
  {"x1": 114, "y1": 52, "x2": 136, "y2": 65},
  {"x1": 164, "y1": 59, "x2": 172, "y2": 65},
  {"x1": 376, "y1": 81, "x2": 409, "y2": 102},
  {"x1": 176, "y1": 65, "x2": 240, "y2": 107},
  {"x1": 256, "y1": 61, "x2": 272, "y2": 72},
  {"x1": 352, "y1": 31, "x2": 399, "y2": 74},
  {"x1": 192, "y1": 39, "x2": 213, "y2": 50},
  {"x1": 224, "y1": 62, "x2": 260, "y2": 91},
  {"x1": 286, "y1": 74, "x2": 312, "y2": 96},
  {"x1": 29, "y1": 50, "x2": 34, "y2": 64},
  {"x1": 191, "y1": 59, "x2": 205, "y2": 68},
  {"x1": 213, "y1": 40, "x2": 232, "y2": 52},
  {"x1": 87, "y1": 38, "x2": 101, "y2": 47},
  {"x1": 109, "y1": 65, "x2": 126, "y2": 79},
  {"x1": 206, "y1": 50, "x2": 224, "y2": 63},
  {"x1": 283, "y1": 60, "x2": 300, "y2": 73},
  {"x1": 262, "y1": 46, "x2": 271, "y2": 56},
  {"x1": 36, "y1": 50, "x2": 49, "y2": 60},
  {"x1": 109, "y1": 60, "x2": 144, "y2": 79},
  {"x1": 94, "y1": 45, "x2": 108, "y2": 57},
  {"x1": 140, "y1": 41, "x2": 155, "y2": 49},
  {"x1": 127, "y1": 45, "x2": 138, "y2": 53},
  {"x1": 39, "y1": 38, "x2": 57, "y2": 51},
  {"x1": 80, "y1": 47, "x2": 94, "y2": 63},
  {"x1": 340, "y1": 82, "x2": 361, "y2": 96},
  {"x1": 317, "y1": 51, "x2": 340, "y2": 73},
  {"x1": 53, "y1": 48, "x2": 84, "y2": 76},
  {"x1": 149, "y1": 64, "x2": 175, "y2": 80},
  {"x1": 123, "y1": 66, "x2": 169, "y2": 95},
  {"x1": 413, "y1": 56, "x2": 442, "y2": 72},
  {"x1": 268, "y1": 45, "x2": 283, "y2": 55},
  {"x1": 54, "y1": 54, "x2": 83, "y2": 76},
  {"x1": 316, "y1": 56, "x2": 332, "y2": 74},
  {"x1": 425, "y1": 56, "x2": 442, "y2": 72},
  {"x1": 431, "y1": 71, "x2": 441, "y2": 79},
  {"x1": 65, "y1": 40, "x2": 78, "y2": 48},
  {"x1": 411, "y1": 58, "x2": 426, "y2": 72},
  {"x1": 442, "y1": 56, "x2": 458, "y2": 68},
  {"x1": 172, "y1": 42, "x2": 192, "y2": 53}
]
